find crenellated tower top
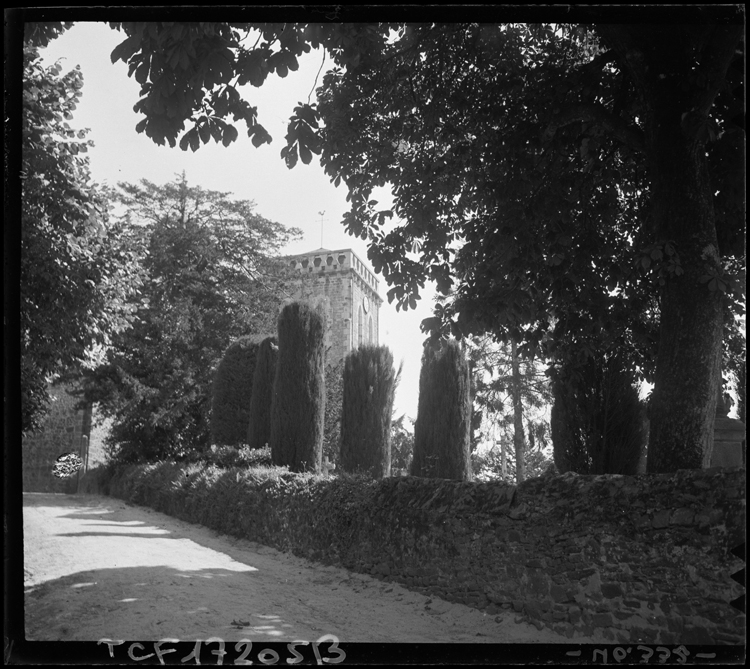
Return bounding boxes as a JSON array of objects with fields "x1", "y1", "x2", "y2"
[{"x1": 287, "y1": 248, "x2": 382, "y2": 366}]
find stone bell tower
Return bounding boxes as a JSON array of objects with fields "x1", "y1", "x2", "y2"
[{"x1": 287, "y1": 248, "x2": 382, "y2": 367}]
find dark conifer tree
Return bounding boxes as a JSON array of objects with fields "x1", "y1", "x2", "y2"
[
  {"x1": 551, "y1": 356, "x2": 646, "y2": 475},
  {"x1": 269, "y1": 302, "x2": 326, "y2": 472},
  {"x1": 412, "y1": 340, "x2": 472, "y2": 481},
  {"x1": 210, "y1": 334, "x2": 267, "y2": 446},
  {"x1": 340, "y1": 345, "x2": 398, "y2": 478},
  {"x1": 246, "y1": 336, "x2": 278, "y2": 450}
]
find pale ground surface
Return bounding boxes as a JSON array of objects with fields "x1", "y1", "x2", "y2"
[{"x1": 23, "y1": 492, "x2": 607, "y2": 646}]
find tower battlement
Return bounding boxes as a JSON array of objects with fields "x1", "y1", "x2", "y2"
[
  {"x1": 288, "y1": 248, "x2": 382, "y2": 367},
  {"x1": 288, "y1": 248, "x2": 381, "y2": 302}
]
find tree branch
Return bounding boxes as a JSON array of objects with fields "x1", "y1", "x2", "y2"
[
  {"x1": 691, "y1": 24, "x2": 744, "y2": 118},
  {"x1": 542, "y1": 103, "x2": 645, "y2": 152},
  {"x1": 576, "y1": 48, "x2": 619, "y2": 78}
]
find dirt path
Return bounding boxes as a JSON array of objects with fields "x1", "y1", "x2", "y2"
[{"x1": 23, "y1": 492, "x2": 599, "y2": 646}]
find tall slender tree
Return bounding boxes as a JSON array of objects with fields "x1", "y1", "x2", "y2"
[
  {"x1": 246, "y1": 336, "x2": 279, "y2": 450},
  {"x1": 390, "y1": 414, "x2": 415, "y2": 475},
  {"x1": 467, "y1": 334, "x2": 552, "y2": 483},
  {"x1": 340, "y1": 345, "x2": 399, "y2": 478},
  {"x1": 210, "y1": 334, "x2": 268, "y2": 446},
  {"x1": 269, "y1": 301, "x2": 326, "y2": 472},
  {"x1": 412, "y1": 340, "x2": 472, "y2": 480},
  {"x1": 551, "y1": 355, "x2": 646, "y2": 475},
  {"x1": 509, "y1": 340, "x2": 528, "y2": 483}
]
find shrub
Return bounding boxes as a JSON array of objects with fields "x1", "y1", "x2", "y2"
[
  {"x1": 340, "y1": 345, "x2": 398, "y2": 478},
  {"x1": 247, "y1": 336, "x2": 279, "y2": 449},
  {"x1": 210, "y1": 334, "x2": 269, "y2": 446},
  {"x1": 412, "y1": 340, "x2": 472, "y2": 481},
  {"x1": 551, "y1": 356, "x2": 646, "y2": 475},
  {"x1": 269, "y1": 301, "x2": 326, "y2": 472},
  {"x1": 194, "y1": 444, "x2": 274, "y2": 469},
  {"x1": 471, "y1": 441, "x2": 555, "y2": 482},
  {"x1": 77, "y1": 462, "x2": 118, "y2": 495}
]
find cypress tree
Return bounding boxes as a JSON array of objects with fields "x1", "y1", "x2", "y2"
[
  {"x1": 550, "y1": 378, "x2": 590, "y2": 474},
  {"x1": 412, "y1": 339, "x2": 472, "y2": 481},
  {"x1": 597, "y1": 362, "x2": 646, "y2": 475},
  {"x1": 246, "y1": 336, "x2": 278, "y2": 450},
  {"x1": 209, "y1": 334, "x2": 267, "y2": 446},
  {"x1": 340, "y1": 345, "x2": 398, "y2": 478},
  {"x1": 269, "y1": 301, "x2": 326, "y2": 472},
  {"x1": 551, "y1": 356, "x2": 646, "y2": 475}
]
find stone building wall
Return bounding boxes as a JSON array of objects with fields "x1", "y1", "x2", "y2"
[
  {"x1": 22, "y1": 383, "x2": 92, "y2": 492},
  {"x1": 288, "y1": 248, "x2": 381, "y2": 368},
  {"x1": 711, "y1": 393, "x2": 746, "y2": 468}
]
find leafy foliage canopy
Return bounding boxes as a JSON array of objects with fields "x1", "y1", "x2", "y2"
[
  {"x1": 40, "y1": 18, "x2": 746, "y2": 472},
  {"x1": 80, "y1": 175, "x2": 300, "y2": 463},
  {"x1": 21, "y1": 42, "x2": 139, "y2": 433}
]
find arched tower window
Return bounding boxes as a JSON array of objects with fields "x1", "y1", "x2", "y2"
[
  {"x1": 368, "y1": 315, "x2": 374, "y2": 344},
  {"x1": 358, "y1": 306, "x2": 364, "y2": 347}
]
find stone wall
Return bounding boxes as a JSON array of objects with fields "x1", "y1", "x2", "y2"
[
  {"x1": 331, "y1": 469, "x2": 745, "y2": 645},
  {"x1": 22, "y1": 383, "x2": 92, "y2": 492},
  {"x1": 102, "y1": 464, "x2": 745, "y2": 645}
]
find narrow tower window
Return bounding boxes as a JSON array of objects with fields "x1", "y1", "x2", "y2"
[{"x1": 358, "y1": 306, "x2": 364, "y2": 347}]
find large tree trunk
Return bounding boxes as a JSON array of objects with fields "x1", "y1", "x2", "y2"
[
  {"x1": 647, "y1": 115, "x2": 724, "y2": 471},
  {"x1": 598, "y1": 25, "x2": 741, "y2": 472}
]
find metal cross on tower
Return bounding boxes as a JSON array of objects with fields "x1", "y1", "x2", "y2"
[{"x1": 318, "y1": 210, "x2": 326, "y2": 248}]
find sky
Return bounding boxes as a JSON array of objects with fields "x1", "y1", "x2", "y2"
[{"x1": 37, "y1": 22, "x2": 436, "y2": 424}]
